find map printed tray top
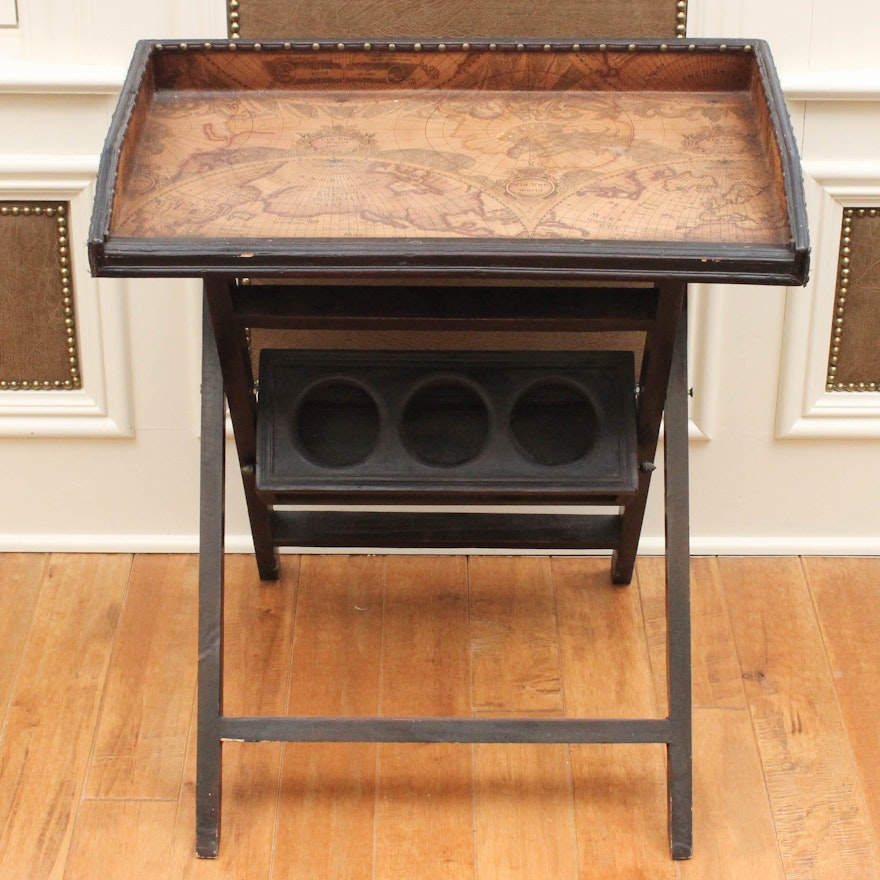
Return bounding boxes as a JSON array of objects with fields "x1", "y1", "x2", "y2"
[{"x1": 89, "y1": 39, "x2": 809, "y2": 283}]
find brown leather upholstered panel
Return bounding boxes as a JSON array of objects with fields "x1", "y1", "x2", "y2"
[
  {"x1": 232, "y1": 0, "x2": 683, "y2": 39},
  {"x1": 0, "y1": 203, "x2": 80, "y2": 390},
  {"x1": 828, "y1": 209, "x2": 880, "y2": 391}
]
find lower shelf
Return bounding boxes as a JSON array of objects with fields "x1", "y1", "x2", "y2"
[
  {"x1": 269, "y1": 509, "x2": 622, "y2": 549},
  {"x1": 256, "y1": 349, "x2": 638, "y2": 503}
]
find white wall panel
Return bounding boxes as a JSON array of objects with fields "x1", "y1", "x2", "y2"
[
  {"x1": 0, "y1": 160, "x2": 134, "y2": 437},
  {"x1": 0, "y1": 0, "x2": 878, "y2": 553}
]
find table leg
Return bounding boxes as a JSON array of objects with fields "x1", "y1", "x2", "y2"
[
  {"x1": 664, "y1": 300, "x2": 693, "y2": 860},
  {"x1": 196, "y1": 297, "x2": 225, "y2": 858},
  {"x1": 612, "y1": 281, "x2": 687, "y2": 584},
  {"x1": 204, "y1": 278, "x2": 279, "y2": 581}
]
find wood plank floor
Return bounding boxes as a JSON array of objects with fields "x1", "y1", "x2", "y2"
[{"x1": 1, "y1": 553, "x2": 879, "y2": 879}]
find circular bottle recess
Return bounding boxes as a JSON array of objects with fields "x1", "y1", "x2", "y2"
[
  {"x1": 400, "y1": 378, "x2": 490, "y2": 467},
  {"x1": 510, "y1": 379, "x2": 598, "y2": 466},
  {"x1": 293, "y1": 379, "x2": 380, "y2": 468}
]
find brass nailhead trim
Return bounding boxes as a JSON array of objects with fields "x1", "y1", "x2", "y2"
[
  {"x1": 226, "y1": 1, "x2": 687, "y2": 41},
  {"x1": 827, "y1": 207, "x2": 880, "y2": 392},
  {"x1": 677, "y1": 0, "x2": 688, "y2": 37},
  {"x1": 0, "y1": 203, "x2": 81, "y2": 391}
]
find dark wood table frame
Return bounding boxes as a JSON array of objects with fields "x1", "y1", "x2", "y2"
[
  {"x1": 196, "y1": 275, "x2": 693, "y2": 859},
  {"x1": 87, "y1": 37, "x2": 811, "y2": 863}
]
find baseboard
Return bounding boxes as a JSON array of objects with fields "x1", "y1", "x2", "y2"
[{"x1": 1, "y1": 533, "x2": 878, "y2": 556}]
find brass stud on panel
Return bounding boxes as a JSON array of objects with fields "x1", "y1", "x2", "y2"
[
  {"x1": 1, "y1": 201, "x2": 80, "y2": 391},
  {"x1": 826, "y1": 208, "x2": 878, "y2": 392}
]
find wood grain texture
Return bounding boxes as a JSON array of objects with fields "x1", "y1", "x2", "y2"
[
  {"x1": 273, "y1": 556, "x2": 384, "y2": 880},
  {"x1": 376, "y1": 742, "x2": 475, "y2": 880},
  {"x1": 5, "y1": 554, "x2": 880, "y2": 877},
  {"x1": 170, "y1": 740, "x2": 281, "y2": 880},
  {"x1": 221, "y1": 553, "x2": 300, "y2": 717},
  {"x1": 682, "y1": 709, "x2": 785, "y2": 880},
  {"x1": 639, "y1": 556, "x2": 745, "y2": 713},
  {"x1": 469, "y1": 555, "x2": 563, "y2": 713},
  {"x1": 474, "y1": 742, "x2": 579, "y2": 880},
  {"x1": 554, "y1": 556, "x2": 658, "y2": 717},
  {"x1": 805, "y1": 558, "x2": 880, "y2": 842},
  {"x1": 65, "y1": 801, "x2": 177, "y2": 880},
  {"x1": 554, "y1": 558, "x2": 671, "y2": 876},
  {"x1": 0, "y1": 555, "x2": 131, "y2": 880},
  {"x1": 0, "y1": 555, "x2": 46, "y2": 727},
  {"x1": 721, "y1": 557, "x2": 880, "y2": 879},
  {"x1": 167, "y1": 554, "x2": 301, "y2": 879},
  {"x1": 375, "y1": 557, "x2": 475, "y2": 880},
  {"x1": 86, "y1": 555, "x2": 198, "y2": 800}
]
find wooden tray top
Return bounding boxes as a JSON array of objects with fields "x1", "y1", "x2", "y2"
[{"x1": 89, "y1": 39, "x2": 809, "y2": 283}]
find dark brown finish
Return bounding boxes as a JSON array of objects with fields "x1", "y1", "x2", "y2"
[
  {"x1": 0, "y1": 202, "x2": 80, "y2": 390},
  {"x1": 196, "y1": 299, "x2": 225, "y2": 858},
  {"x1": 267, "y1": 509, "x2": 623, "y2": 548},
  {"x1": 827, "y1": 208, "x2": 880, "y2": 391},
  {"x1": 256, "y1": 349, "x2": 638, "y2": 503},
  {"x1": 87, "y1": 34, "x2": 809, "y2": 865},
  {"x1": 197, "y1": 282, "x2": 692, "y2": 858},
  {"x1": 89, "y1": 40, "x2": 809, "y2": 285},
  {"x1": 612, "y1": 280, "x2": 685, "y2": 584},
  {"x1": 231, "y1": 0, "x2": 685, "y2": 40},
  {"x1": 663, "y1": 301, "x2": 692, "y2": 859},
  {"x1": 204, "y1": 279, "x2": 279, "y2": 580}
]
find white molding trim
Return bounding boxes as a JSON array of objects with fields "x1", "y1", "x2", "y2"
[
  {"x1": 0, "y1": 158, "x2": 134, "y2": 437},
  {"x1": 776, "y1": 162, "x2": 880, "y2": 438},
  {"x1": 0, "y1": 0, "x2": 17, "y2": 28},
  {"x1": 781, "y1": 71, "x2": 880, "y2": 102},
  {"x1": 0, "y1": 59, "x2": 125, "y2": 94},
  {"x1": 2, "y1": 532, "x2": 878, "y2": 556}
]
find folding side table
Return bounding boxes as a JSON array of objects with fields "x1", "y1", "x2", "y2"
[{"x1": 89, "y1": 37, "x2": 809, "y2": 860}]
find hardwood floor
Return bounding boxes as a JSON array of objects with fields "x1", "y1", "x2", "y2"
[{"x1": 1, "y1": 553, "x2": 879, "y2": 879}]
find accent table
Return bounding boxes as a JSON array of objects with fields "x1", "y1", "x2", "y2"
[{"x1": 89, "y1": 37, "x2": 809, "y2": 859}]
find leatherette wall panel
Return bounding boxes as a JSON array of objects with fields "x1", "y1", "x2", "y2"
[
  {"x1": 0, "y1": 203, "x2": 80, "y2": 391},
  {"x1": 827, "y1": 208, "x2": 880, "y2": 391},
  {"x1": 230, "y1": 0, "x2": 685, "y2": 39}
]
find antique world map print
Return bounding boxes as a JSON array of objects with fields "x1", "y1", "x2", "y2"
[{"x1": 110, "y1": 50, "x2": 791, "y2": 245}]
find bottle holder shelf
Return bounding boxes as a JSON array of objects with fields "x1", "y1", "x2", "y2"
[{"x1": 256, "y1": 350, "x2": 638, "y2": 503}]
